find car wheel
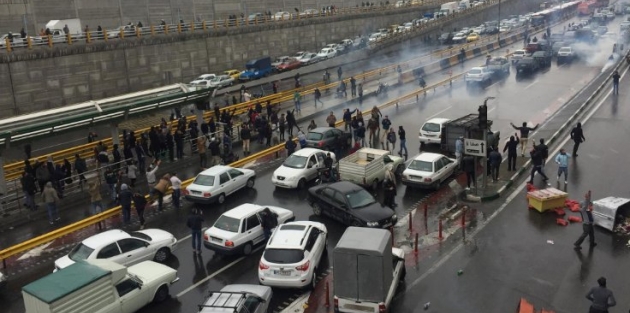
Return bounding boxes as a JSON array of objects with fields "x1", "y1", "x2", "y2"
[
  {"x1": 396, "y1": 164, "x2": 405, "y2": 176},
  {"x1": 298, "y1": 178, "x2": 306, "y2": 189},
  {"x1": 243, "y1": 242, "x2": 253, "y2": 255},
  {"x1": 154, "y1": 248, "x2": 170, "y2": 262},
  {"x1": 312, "y1": 203, "x2": 322, "y2": 216},
  {"x1": 217, "y1": 193, "x2": 226, "y2": 204},
  {"x1": 153, "y1": 285, "x2": 169, "y2": 303},
  {"x1": 246, "y1": 178, "x2": 255, "y2": 188}
]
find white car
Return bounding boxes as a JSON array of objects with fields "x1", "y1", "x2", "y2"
[
  {"x1": 208, "y1": 75, "x2": 234, "y2": 88},
  {"x1": 185, "y1": 165, "x2": 256, "y2": 204},
  {"x1": 403, "y1": 22, "x2": 414, "y2": 31},
  {"x1": 451, "y1": 32, "x2": 467, "y2": 42},
  {"x1": 299, "y1": 8, "x2": 320, "y2": 17},
  {"x1": 317, "y1": 47, "x2": 337, "y2": 59},
  {"x1": 203, "y1": 203, "x2": 295, "y2": 255},
  {"x1": 273, "y1": 11, "x2": 292, "y2": 20},
  {"x1": 199, "y1": 284, "x2": 272, "y2": 313},
  {"x1": 190, "y1": 74, "x2": 216, "y2": 84},
  {"x1": 473, "y1": 26, "x2": 485, "y2": 34},
  {"x1": 511, "y1": 49, "x2": 527, "y2": 63},
  {"x1": 294, "y1": 51, "x2": 307, "y2": 59},
  {"x1": 54, "y1": 229, "x2": 177, "y2": 271},
  {"x1": 402, "y1": 152, "x2": 458, "y2": 189},
  {"x1": 259, "y1": 221, "x2": 328, "y2": 289},
  {"x1": 368, "y1": 33, "x2": 384, "y2": 42},
  {"x1": 272, "y1": 148, "x2": 336, "y2": 189},
  {"x1": 419, "y1": 118, "x2": 450, "y2": 147},
  {"x1": 325, "y1": 43, "x2": 342, "y2": 52}
]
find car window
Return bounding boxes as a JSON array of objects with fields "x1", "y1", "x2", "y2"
[
  {"x1": 316, "y1": 153, "x2": 325, "y2": 164},
  {"x1": 239, "y1": 297, "x2": 262, "y2": 313},
  {"x1": 434, "y1": 160, "x2": 444, "y2": 171},
  {"x1": 263, "y1": 248, "x2": 304, "y2": 263},
  {"x1": 322, "y1": 188, "x2": 336, "y2": 199},
  {"x1": 304, "y1": 228, "x2": 321, "y2": 252},
  {"x1": 219, "y1": 173, "x2": 230, "y2": 184},
  {"x1": 308, "y1": 156, "x2": 317, "y2": 167},
  {"x1": 333, "y1": 129, "x2": 342, "y2": 136},
  {"x1": 193, "y1": 175, "x2": 215, "y2": 186},
  {"x1": 116, "y1": 279, "x2": 140, "y2": 297},
  {"x1": 246, "y1": 215, "x2": 261, "y2": 231},
  {"x1": 228, "y1": 169, "x2": 243, "y2": 178},
  {"x1": 442, "y1": 157, "x2": 453, "y2": 166},
  {"x1": 408, "y1": 160, "x2": 433, "y2": 172},
  {"x1": 68, "y1": 243, "x2": 95, "y2": 261},
  {"x1": 346, "y1": 189, "x2": 377, "y2": 209},
  {"x1": 324, "y1": 131, "x2": 334, "y2": 138},
  {"x1": 332, "y1": 191, "x2": 346, "y2": 206},
  {"x1": 117, "y1": 238, "x2": 147, "y2": 253},
  {"x1": 97, "y1": 243, "x2": 122, "y2": 259},
  {"x1": 283, "y1": 155, "x2": 307, "y2": 169},
  {"x1": 421, "y1": 123, "x2": 441, "y2": 132},
  {"x1": 306, "y1": 132, "x2": 323, "y2": 140},
  {"x1": 214, "y1": 215, "x2": 241, "y2": 232}
]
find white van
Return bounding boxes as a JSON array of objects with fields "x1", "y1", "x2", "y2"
[{"x1": 419, "y1": 118, "x2": 451, "y2": 148}]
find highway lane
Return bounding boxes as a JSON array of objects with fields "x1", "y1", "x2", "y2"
[
  {"x1": 387, "y1": 58, "x2": 630, "y2": 313},
  {"x1": 1, "y1": 15, "x2": 617, "y2": 313}
]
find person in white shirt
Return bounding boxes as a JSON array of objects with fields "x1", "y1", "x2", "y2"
[
  {"x1": 146, "y1": 161, "x2": 160, "y2": 191},
  {"x1": 127, "y1": 161, "x2": 138, "y2": 187},
  {"x1": 170, "y1": 172, "x2": 182, "y2": 209}
]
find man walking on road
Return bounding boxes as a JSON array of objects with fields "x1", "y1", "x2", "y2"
[
  {"x1": 293, "y1": 90, "x2": 302, "y2": 113},
  {"x1": 314, "y1": 88, "x2": 323, "y2": 106},
  {"x1": 187, "y1": 208, "x2": 204, "y2": 255},
  {"x1": 337, "y1": 66, "x2": 343, "y2": 81},
  {"x1": 574, "y1": 191, "x2": 597, "y2": 250},
  {"x1": 381, "y1": 115, "x2": 392, "y2": 149},
  {"x1": 585, "y1": 277, "x2": 616, "y2": 313},
  {"x1": 462, "y1": 155, "x2": 476, "y2": 190},
  {"x1": 570, "y1": 122, "x2": 586, "y2": 157},
  {"x1": 398, "y1": 126, "x2": 408, "y2": 159},
  {"x1": 350, "y1": 77, "x2": 357, "y2": 97},
  {"x1": 326, "y1": 112, "x2": 337, "y2": 127},
  {"x1": 612, "y1": 70, "x2": 620, "y2": 95},
  {"x1": 511, "y1": 121, "x2": 539, "y2": 157},
  {"x1": 489, "y1": 149, "x2": 501, "y2": 182},
  {"x1": 555, "y1": 148, "x2": 570, "y2": 185},
  {"x1": 528, "y1": 145, "x2": 550, "y2": 185},
  {"x1": 503, "y1": 133, "x2": 519, "y2": 171},
  {"x1": 535, "y1": 138, "x2": 549, "y2": 168},
  {"x1": 170, "y1": 173, "x2": 182, "y2": 209}
]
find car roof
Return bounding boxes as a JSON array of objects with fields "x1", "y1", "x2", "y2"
[
  {"x1": 308, "y1": 127, "x2": 336, "y2": 133},
  {"x1": 327, "y1": 181, "x2": 365, "y2": 193},
  {"x1": 222, "y1": 203, "x2": 263, "y2": 219},
  {"x1": 412, "y1": 152, "x2": 446, "y2": 162},
  {"x1": 198, "y1": 165, "x2": 231, "y2": 176},
  {"x1": 424, "y1": 118, "x2": 450, "y2": 124},
  {"x1": 292, "y1": 147, "x2": 325, "y2": 156},
  {"x1": 83, "y1": 229, "x2": 130, "y2": 249},
  {"x1": 268, "y1": 222, "x2": 323, "y2": 249}
]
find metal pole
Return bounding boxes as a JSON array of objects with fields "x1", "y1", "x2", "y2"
[
  {"x1": 482, "y1": 129, "x2": 488, "y2": 192},
  {"x1": 497, "y1": 0, "x2": 501, "y2": 44}
]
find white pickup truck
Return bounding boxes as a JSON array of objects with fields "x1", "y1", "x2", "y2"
[
  {"x1": 338, "y1": 148, "x2": 404, "y2": 190},
  {"x1": 22, "y1": 259, "x2": 178, "y2": 313}
]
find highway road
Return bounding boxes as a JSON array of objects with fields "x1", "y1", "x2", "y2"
[{"x1": 0, "y1": 14, "x2": 623, "y2": 313}]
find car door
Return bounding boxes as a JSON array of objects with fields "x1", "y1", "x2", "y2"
[
  {"x1": 117, "y1": 238, "x2": 150, "y2": 266},
  {"x1": 228, "y1": 168, "x2": 247, "y2": 190},
  {"x1": 441, "y1": 157, "x2": 455, "y2": 177},
  {"x1": 116, "y1": 278, "x2": 148, "y2": 313},
  {"x1": 317, "y1": 187, "x2": 337, "y2": 216},
  {"x1": 332, "y1": 191, "x2": 355, "y2": 225},
  {"x1": 306, "y1": 227, "x2": 325, "y2": 266},
  {"x1": 306, "y1": 155, "x2": 318, "y2": 180},
  {"x1": 243, "y1": 213, "x2": 264, "y2": 245},
  {"x1": 96, "y1": 242, "x2": 124, "y2": 264},
  {"x1": 218, "y1": 171, "x2": 233, "y2": 196},
  {"x1": 433, "y1": 158, "x2": 445, "y2": 182}
]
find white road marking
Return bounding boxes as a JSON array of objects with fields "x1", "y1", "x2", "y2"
[
  {"x1": 524, "y1": 79, "x2": 539, "y2": 90},
  {"x1": 426, "y1": 106, "x2": 453, "y2": 119},
  {"x1": 406, "y1": 64, "x2": 622, "y2": 290},
  {"x1": 17, "y1": 242, "x2": 53, "y2": 261}
]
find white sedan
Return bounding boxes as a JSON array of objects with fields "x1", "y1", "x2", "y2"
[
  {"x1": 259, "y1": 221, "x2": 327, "y2": 289},
  {"x1": 273, "y1": 11, "x2": 292, "y2": 20},
  {"x1": 298, "y1": 52, "x2": 320, "y2": 65},
  {"x1": 54, "y1": 229, "x2": 177, "y2": 271},
  {"x1": 401, "y1": 152, "x2": 458, "y2": 189},
  {"x1": 190, "y1": 74, "x2": 216, "y2": 84},
  {"x1": 208, "y1": 75, "x2": 234, "y2": 88},
  {"x1": 185, "y1": 165, "x2": 256, "y2": 204},
  {"x1": 203, "y1": 203, "x2": 295, "y2": 255},
  {"x1": 316, "y1": 47, "x2": 337, "y2": 59},
  {"x1": 272, "y1": 148, "x2": 336, "y2": 189}
]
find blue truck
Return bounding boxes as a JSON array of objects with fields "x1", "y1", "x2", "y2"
[{"x1": 239, "y1": 56, "x2": 272, "y2": 81}]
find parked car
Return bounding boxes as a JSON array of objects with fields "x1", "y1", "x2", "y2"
[
  {"x1": 185, "y1": 165, "x2": 256, "y2": 204},
  {"x1": 466, "y1": 33, "x2": 480, "y2": 42},
  {"x1": 247, "y1": 13, "x2": 265, "y2": 23},
  {"x1": 419, "y1": 118, "x2": 451, "y2": 148},
  {"x1": 272, "y1": 148, "x2": 336, "y2": 189},
  {"x1": 401, "y1": 152, "x2": 458, "y2": 189},
  {"x1": 276, "y1": 58, "x2": 302, "y2": 72},
  {"x1": 203, "y1": 203, "x2": 294, "y2": 255},
  {"x1": 304, "y1": 127, "x2": 352, "y2": 150},
  {"x1": 451, "y1": 32, "x2": 467, "y2": 43},
  {"x1": 368, "y1": 33, "x2": 384, "y2": 43},
  {"x1": 198, "y1": 284, "x2": 272, "y2": 313},
  {"x1": 54, "y1": 229, "x2": 177, "y2": 271},
  {"x1": 273, "y1": 11, "x2": 292, "y2": 20},
  {"x1": 317, "y1": 47, "x2": 337, "y2": 59},
  {"x1": 190, "y1": 74, "x2": 216, "y2": 84},
  {"x1": 307, "y1": 181, "x2": 397, "y2": 228},
  {"x1": 258, "y1": 221, "x2": 328, "y2": 289},
  {"x1": 223, "y1": 69, "x2": 242, "y2": 80},
  {"x1": 298, "y1": 52, "x2": 319, "y2": 65},
  {"x1": 272, "y1": 56, "x2": 291, "y2": 70},
  {"x1": 293, "y1": 51, "x2": 307, "y2": 59},
  {"x1": 339, "y1": 39, "x2": 354, "y2": 51},
  {"x1": 208, "y1": 75, "x2": 234, "y2": 88},
  {"x1": 532, "y1": 50, "x2": 552, "y2": 68}
]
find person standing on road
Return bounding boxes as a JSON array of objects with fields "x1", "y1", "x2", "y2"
[
  {"x1": 489, "y1": 149, "x2": 502, "y2": 182},
  {"x1": 612, "y1": 70, "x2": 620, "y2": 95},
  {"x1": 208, "y1": 137, "x2": 221, "y2": 167},
  {"x1": 337, "y1": 66, "x2": 343, "y2": 81},
  {"x1": 133, "y1": 192, "x2": 147, "y2": 229},
  {"x1": 528, "y1": 145, "x2": 550, "y2": 185},
  {"x1": 570, "y1": 122, "x2": 586, "y2": 157},
  {"x1": 383, "y1": 177, "x2": 397, "y2": 208},
  {"x1": 398, "y1": 126, "x2": 408, "y2": 159},
  {"x1": 462, "y1": 155, "x2": 476, "y2": 190},
  {"x1": 74, "y1": 153, "x2": 87, "y2": 186},
  {"x1": 350, "y1": 77, "x2": 357, "y2": 97},
  {"x1": 272, "y1": 81, "x2": 279, "y2": 94},
  {"x1": 278, "y1": 114, "x2": 286, "y2": 141},
  {"x1": 326, "y1": 112, "x2": 337, "y2": 127},
  {"x1": 88, "y1": 179, "x2": 103, "y2": 215},
  {"x1": 535, "y1": 138, "x2": 549, "y2": 169},
  {"x1": 170, "y1": 173, "x2": 182, "y2": 209},
  {"x1": 151, "y1": 173, "x2": 171, "y2": 211},
  {"x1": 104, "y1": 167, "x2": 118, "y2": 202},
  {"x1": 314, "y1": 88, "x2": 323, "y2": 106},
  {"x1": 381, "y1": 115, "x2": 392, "y2": 149},
  {"x1": 358, "y1": 83, "x2": 364, "y2": 105},
  {"x1": 555, "y1": 148, "x2": 570, "y2": 185},
  {"x1": 240, "y1": 124, "x2": 252, "y2": 156},
  {"x1": 285, "y1": 138, "x2": 297, "y2": 156},
  {"x1": 343, "y1": 108, "x2": 356, "y2": 131},
  {"x1": 118, "y1": 183, "x2": 133, "y2": 224},
  {"x1": 510, "y1": 121, "x2": 539, "y2": 157},
  {"x1": 197, "y1": 135, "x2": 207, "y2": 168},
  {"x1": 293, "y1": 90, "x2": 302, "y2": 113},
  {"x1": 42, "y1": 182, "x2": 60, "y2": 225},
  {"x1": 386, "y1": 128, "x2": 396, "y2": 154},
  {"x1": 586, "y1": 277, "x2": 616, "y2": 313},
  {"x1": 503, "y1": 134, "x2": 520, "y2": 171},
  {"x1": 187, "y1": 208, "x2": 205, "y2": 254},
  {"x1": 260, "y1": 207, "x2": 278, "y2": 241},
  {"x1": 574, "y1": 191, "x2": 597, "y2": 250}
]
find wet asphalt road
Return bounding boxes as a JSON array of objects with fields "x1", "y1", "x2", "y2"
[
  {"x1": 389, "y1": 60, "x2": 630, "y2": 313},
  {"x1": 0, "y1": 15, "x2": 623, "y2": 313}
]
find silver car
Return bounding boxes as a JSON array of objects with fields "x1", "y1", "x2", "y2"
[{"x1": 208, "y1": 75, "x2": 234, "y2": 89}]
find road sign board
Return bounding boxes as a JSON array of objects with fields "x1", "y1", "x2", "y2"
[{"x1": 464, "y1": 138, "x2": 486, "y2": 157}]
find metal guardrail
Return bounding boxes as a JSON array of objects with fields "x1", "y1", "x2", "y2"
[{"x1": 1, "y1": 0, "x2": 453, "y2": 52}]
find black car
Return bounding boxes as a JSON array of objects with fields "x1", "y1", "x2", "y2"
[
  {"x1": 532, "y1": 51, "x2": 552, "y2": 68},
  {"x1": 515, "y1": 57, "x2": 539, "y2": 76},
  {"x1": 307, "y1": 181, "x2": 397, "y2": 228},
  {"x1": 305, "y1": 127, "x2": 352, "y2": 151}
]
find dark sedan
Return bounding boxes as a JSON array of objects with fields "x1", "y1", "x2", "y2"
[
  {"x1": 515, "y1": 57, "x2": 539, "y2": 76},
  {"x1": 307, "y1": 181, "x2": 397, "y2": 228},
  {"x1": 305, "y1": 127, "x2": 352, "y2": 151}
]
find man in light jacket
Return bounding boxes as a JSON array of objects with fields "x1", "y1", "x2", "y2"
[
  {"x1": 42, "y1": 182, "x2": 60, "y2": 224},
  {"x1": 555, "y1": 148, "x2": 570, "y2": 185}
]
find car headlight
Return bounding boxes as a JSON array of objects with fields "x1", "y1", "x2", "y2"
[
  {"x1": 367, "y1": 221, "x2": 379, "y2": 227},
  {"x1": 392, "y1": 214, "x2": 398, "y2": 222}
]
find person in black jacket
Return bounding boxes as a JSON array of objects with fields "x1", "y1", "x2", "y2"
[
  {"x1": 489, "y1": 149, "x2": 502, "y2": 182},
  {"x1": 133, "y1": 192, "x2": 147, "y2": 229},
  {"x1": 118, "y1": 184, "x2": 133, "y2": 224},
  {"x1": 529, "y1": 146, "x2": 550, "y2": 185},
  {"x1": 570, "y1": 122, "x2": 585, "y2": 157},
  {"x1": 535, "y1": 138, "x2": 549, "y2": 168},
  {"x1": 383, "y1": 178, "x2": 397, "y2": 208},
  {"x1": 260, "y1": 207, "x2": 278, "y2": 241},
  {"x1": 503, "y1": 134, "x2": 520, "y2": 171},
  {"x1": 240, "y1": 124, "x2": 252, "y2": 155},
  {"x1": 462, "y1": 155, "x2": 476, "y2": 190},
  {"x1": 187, "y1": 208, "x2": 205, "y2": 254},
  {"x1": 285, "y1": 138, "x2": 296, "y2": 156},
  {"x1": 22, "y1": 172, "x2": 37, "y2": 210}
]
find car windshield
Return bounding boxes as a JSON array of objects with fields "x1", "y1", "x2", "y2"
[
  {"x1": 468, "y1": 69, "x2": 482, "y2": 75},
  {"x1": 131, "y1": 231, "x2": 152, "y2": 241},
  {"x1": 68, "y1": 243, "x2": 95, "y2": 261},
  {"x1": 346, "y1": 189, "x2": 376, "y2": 209},
  {"x1": 214, "y1": 215, "x2": 240, "y2": 232},
  {"x1": 193, "y1": 174, "x2": 215, "y2": 186},
  {"x1": 408, "y1": 160, "x2": 433, "y2": 172},
  {"x1": 306, "y1": 132, "x2": 323, "y2": 140},
  {"x1": 263, "y1": 248, "x2": 304, "y2": 264},
  {"x1": 283, "y1": 155, "x2": 307, "y2": 169},
  {"x1": 422, "y1": 123, "x2": 441, "y2": 132}
]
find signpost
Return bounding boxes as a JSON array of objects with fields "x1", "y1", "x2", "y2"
[{"x1": 464, "y1": 138, "x2": 486, "y2": 156}]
